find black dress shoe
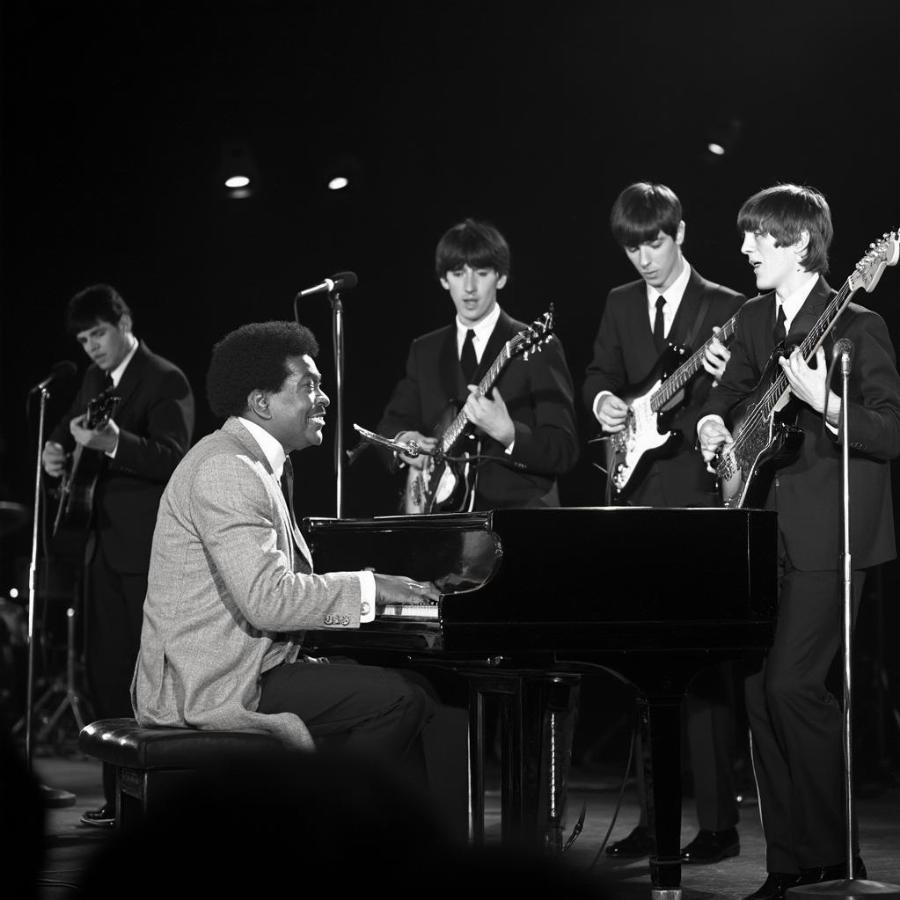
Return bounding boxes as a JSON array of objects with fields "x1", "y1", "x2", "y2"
[
  {"x1": 80, "y1": 802, "x2": 115, "y2": 828},
  {"x1": 799, "y1": 856, "x2": 866, "y2": 884},
  {"x1": 606, "y1": 824, "x2": 655, "y2": 858},
  {"x1": 743, "y1": 872, "x2": 801, "y2": 900},
  {"x1": 680, "y1": 827, "x2": 740, "y2": 864}
]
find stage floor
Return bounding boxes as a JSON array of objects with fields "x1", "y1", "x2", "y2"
[{"x1": 27, "y1": 748, "x2": 900, "y2": 900}]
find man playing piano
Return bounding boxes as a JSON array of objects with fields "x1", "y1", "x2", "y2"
[
  {"x1": 377, "y1": 217, "x2": 580, "y2": 512},
  {"x1": 698, "y1": 183, "x2": 900, "y2": 899},
  {"x1": 583, "y1": 182, "x2": 747, "y2": 865},
  {"x1": 131, "y1": 320, "x2": 466, "y2": 834}
]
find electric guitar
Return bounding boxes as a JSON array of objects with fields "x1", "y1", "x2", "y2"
[
  {"x1": 52, "y1": 389, "x2": 121, "y2": 543},
  {"x1": 715, "y1": 229, "x2": 899, "y2": 509},
  {"x1": 599, "y1": 309, "x2": 742, "y2": 503},
  {"x1": 403, "y1": 309, "x2": 556, "y2": 515}
]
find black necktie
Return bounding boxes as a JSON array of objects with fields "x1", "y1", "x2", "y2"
[
  {"x1": 773, "y1": 305, "x2": 786, "y2": 347},
  {"x1": 281, "y1": 456, "x2": 299, "y2": 534},
  {"x1": 653, "y1": 296, "x2": 666, "y2": 352},
  {"x1": 103, "y1": 373, "x2": 115, "y2": 393},
  {"x1": 460, "y1": 328, "x2": 478, "y2": 384}
]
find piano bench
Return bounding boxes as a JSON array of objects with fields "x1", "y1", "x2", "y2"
[{"x1": 77, "y1": 717, "x2": 283, "y2": 829}]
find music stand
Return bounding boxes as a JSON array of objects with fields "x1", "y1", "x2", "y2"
[
  {"x1": 788, "y1": 345, "x2": 898, "y2": 897},
  {"x1": 22, "y1": 387, "x2": 75, "y2": 808}
]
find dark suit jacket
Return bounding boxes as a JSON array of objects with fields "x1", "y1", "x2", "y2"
[
  {"x1": 582, "y1": 267, "x2": 746, "y2": 507},
  {"x1": 378, "y1": 309, "x2": 579, "y2": 509},
  {"x1": 701, "y1": 276, "x2": 900, "y2": 570},
  {"x1": 50, "y1": 341, "x2": 195, "y2": 572}
]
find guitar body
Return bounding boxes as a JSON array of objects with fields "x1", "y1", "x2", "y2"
[
  {"x1": 50, "y1": 392, "x2": 120, "y2": 560},
  {"x1": 604, "y1": 343, "x2": 689, "y2": 503},
  {"x1": 718, "y1": 353, "x2": 804, "y2": 509},
  {"x1": 403, "y1": 405, "x2": 479, "y2": 515}
]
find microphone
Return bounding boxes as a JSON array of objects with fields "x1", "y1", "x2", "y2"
[
  {"x1": 833, "y1": 337, "x2": 853, "y2": 372},
  {"x1": 352, "y1": 424, "x2": 432, "y2": 458},
  {"x1": 298, "y1": 271, "x2": 358, "y2": 298},
  {"x1": 29, "y1": 360, "x2": 77, "y2": 394}
]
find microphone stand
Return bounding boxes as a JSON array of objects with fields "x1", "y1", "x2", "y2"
[
  {"x1": 24, "y1": 387, "x2": 75, "y2": 808},
  {"x1": 294, "y1": 287, "x2": 346, "y2": 518},
  {"x1": 331, "y1": 289, "x2": 345, "y2": 518},
  {"x1": 789, "y1": 347, "x2": 899, "y2": 897}
]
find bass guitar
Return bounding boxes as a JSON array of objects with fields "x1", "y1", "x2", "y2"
[
  {"x1": 715, "y1": 229, "x2": 899, "y2": 509},
  {"x1": 599, "y1": 310, "x2": 741, "y2": 503},
  {"x1": 52, "y1": 389, "x2": 121, "y2": 546},
  {"x1": 404, "y1": 309, "x2": 556, "y2": 515}
]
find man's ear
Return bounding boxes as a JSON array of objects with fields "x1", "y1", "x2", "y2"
[
  {"x1": 246, "y1": 390, "x2": 271, "y2": 420},
  {"x1": 118, "y1": 313, "x2": 133, "y2": 334},
  {"x1": 496, "y1": 273, "x2": 508, "y2": 290},
  {"x1": 675, "y1": 220, "x2": 686, "y2": 247}
]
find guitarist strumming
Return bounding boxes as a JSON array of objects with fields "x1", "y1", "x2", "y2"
[
  {"x1": 377, "y1": 218, "x2": 579, "y2": 512},
  {"x1": 41, "y1": 284, "x2": 195, "y2": 829},
  {"x1": 582, "y1": 182, "x2": 747, "y2": 866},
  {"x1": 697, "y1": 185, "x2": 900, "y2": 900}
]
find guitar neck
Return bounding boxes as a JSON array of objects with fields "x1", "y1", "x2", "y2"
[
  {"x1": 736, "y1": 278, "x2": 855, "y2": 438},
  {"x1": 651, "y1": 312, "x2": 740, "y2": 412},
  {"x1": 441, "y1": 344, "x2": 512, "y2": 451}
]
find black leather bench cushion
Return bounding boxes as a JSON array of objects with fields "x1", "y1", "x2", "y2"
[{"x1": 79, "y1": 718, "x2": 283, "y2": 770}]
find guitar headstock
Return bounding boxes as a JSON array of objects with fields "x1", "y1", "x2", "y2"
[
  {"x1": 510, "y1": 307, "x2": 556, "y2": 360},
  {"x1": 849, "y1": 229, "x2": 900, "y2": 294},
  {"x1": 86, "y1": 392, "x2": 121, "y2": 429}
]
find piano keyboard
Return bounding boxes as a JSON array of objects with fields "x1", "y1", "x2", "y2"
[{"x1": 379, "y1": 603, "x2": 439, "y2": 620}]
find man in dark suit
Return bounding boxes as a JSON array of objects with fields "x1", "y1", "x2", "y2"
[
  {"x1": 698, "y1": 184, "x2": 900, "y2": 899},
  {"x1": 377, "y1": 218, "x2": 579, "y2": 512},
  {"x1": 42, "y1": 284, "x2": 195, "y2": 826},
  {"x1": 583, "y1": 182, "x2": 746, "y2": 864}
]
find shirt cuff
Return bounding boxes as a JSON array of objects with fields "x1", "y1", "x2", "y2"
[
  {"x1": 104, "y1": 424, "x2": 120, "y2": 459},
  {"x1": 592, "y1": 391, "x2": 611, "y2": 423},
  {"x1": 696, "y1": 413, "x2": 724, "y2": 438},
  {"x1": 358, "y1": 570, "x2": 376, "y2": 622}
]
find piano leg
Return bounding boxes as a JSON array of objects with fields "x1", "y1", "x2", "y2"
[
  {"x1": 464, "y1": 669, "x2": 580, "y2": 852},
  {"x1": 640, "y1": 692, "x2": 685, "y2": 899}
]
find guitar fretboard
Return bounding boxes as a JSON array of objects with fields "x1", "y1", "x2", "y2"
[{"x1": 650, "y1": 312, "x2": 740, "y2": 413}]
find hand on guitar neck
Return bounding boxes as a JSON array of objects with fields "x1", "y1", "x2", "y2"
[
  {"x1": 462, "y1": 384, "x2": 515, "y2": 448},
  {"x1": 69, "y1": 410, "x2": 120, "y2": 455}
]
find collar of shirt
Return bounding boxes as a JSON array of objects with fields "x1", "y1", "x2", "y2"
[
  {"x1": 776, "y1": 272, "x2": 819, "y2": 333},
  {"x1": 237, "y1": 417, "x2": 288, "y2": 481},
  {"x1": 108, "y1": 337, "x2": 140, "y2": 387},
  {"x1": 646, "y1": 261, "x2": 692, "y2": 334},
  {"x1": 456, "y1": 303, "x2": 502, "y2": 363}
]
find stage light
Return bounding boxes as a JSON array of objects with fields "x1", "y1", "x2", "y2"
[
  {"x1": 219, "y1": 140, "x2": 259, "y2": 198},
  {"x1": 328, "y1": 176, "x2": 349, "y2": 191},
  {"x1": 707, "y1": 142, "x2": 726, "y2": 156}
]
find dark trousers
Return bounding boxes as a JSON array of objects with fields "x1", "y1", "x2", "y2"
[
  {"x1": 259, "y1": 660, "x2": 469, "y2": 840},
  {"x1": 84, "y1": 538, "x2": 148, "y2": 805},
  {"x1": 745, "y1": 566, "x2": 865, "y2": 873}
]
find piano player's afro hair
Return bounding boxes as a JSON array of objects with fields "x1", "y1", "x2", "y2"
[{"x1": 206, "y1": 320, "x2": 320, "y2": 419}]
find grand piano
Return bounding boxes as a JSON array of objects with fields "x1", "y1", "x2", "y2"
[{"x1": 303, "y1": 506, "x2": 777, "y2": 897}]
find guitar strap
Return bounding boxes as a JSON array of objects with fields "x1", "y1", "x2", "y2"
[{"x1": 682, "y1": 292, "x2": 713, "y2": 351}]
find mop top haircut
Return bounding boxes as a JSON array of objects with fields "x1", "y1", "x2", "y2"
[{"x1": 737, "y1": 183, "x2": 833, "y2": 275}]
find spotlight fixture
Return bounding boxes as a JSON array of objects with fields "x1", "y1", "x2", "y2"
[
  {"x1": 328, "y1": 175, "x2": 349, "y2": 191},
  {"x1": 219, "y1": 140, "x2": 259, "y2": 198}
]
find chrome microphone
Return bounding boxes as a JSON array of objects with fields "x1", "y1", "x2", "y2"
[{"x1": 352, "y1": 424, "x2": 429, "y2": 458}]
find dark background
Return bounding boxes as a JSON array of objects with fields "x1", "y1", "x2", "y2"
[{"x1": 1, "y1": 1, "x2": 898, "y2": 764}]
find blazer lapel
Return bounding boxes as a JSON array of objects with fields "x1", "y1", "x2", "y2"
[
  {"x1": 667, "y1": 270, "x2": 706, "y2": 349},
  {"x1": 223, "y1": 419, "x2": 314, "y2": 571}
]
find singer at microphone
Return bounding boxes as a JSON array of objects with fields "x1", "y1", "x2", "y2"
[{"x1": 297, "y1": 271, "x2": 358, "y2": 299}]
